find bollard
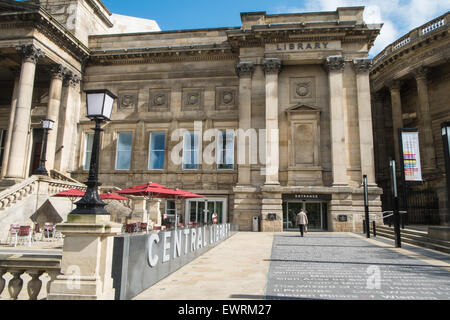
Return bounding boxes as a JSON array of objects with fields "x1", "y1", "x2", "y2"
[
  {"x1": 401, "y1": 214, "x2": 405, "y2": 229},
  {"x1": 362, "y1": 220, "x2": 366, "y2": 234},
  {"x1": 372, "y1": 221, "x2": 376, "y2": 237},
  {"x1": 388, "y1": 216, "x2": 392, "y2": 227}
]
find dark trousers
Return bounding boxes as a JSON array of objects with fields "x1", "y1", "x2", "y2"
[{"x1": 298, "y1": 224, "x2": 305, "y2": 237}]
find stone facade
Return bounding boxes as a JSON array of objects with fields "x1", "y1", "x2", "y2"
[
  {"x1": 0, "y1": 1, "x2": 385, "y2": 232},
  {"x1": 370, "y1": 11, "x2": 450, "y2": 226}
]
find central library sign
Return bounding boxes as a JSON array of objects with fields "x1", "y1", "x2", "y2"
[{"x1": 112, "y1": 223, "x2": 236, "y2": 300}]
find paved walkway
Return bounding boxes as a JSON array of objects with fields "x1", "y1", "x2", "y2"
[
  {"x1": 134, "y1": 231, "x2": 450, "y2": 300},
  {"x1": 134, "y1": 232, "x2": 274, "y2": 300},
  {"x1": 266, "y1": 232, "x2": 450, "y2": 300}
]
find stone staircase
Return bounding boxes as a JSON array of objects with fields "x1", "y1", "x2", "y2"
[
  {"x1": 372, "y1": 225, "x2": 450, "y2": 254},
  {"x1": 0, "y1": 171, "x2": 86, "y2": 241}
]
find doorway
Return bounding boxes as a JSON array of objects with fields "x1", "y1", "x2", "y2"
[
  {"x1": 29, "y1": 128, "x2": 43, "y2": 176},
  {"x1": 282, "y1": 201, "x2": 328, "y2": 231}
]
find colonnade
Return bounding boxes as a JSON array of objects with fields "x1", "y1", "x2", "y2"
[
  {"x1": 235, "y1": 56, "x2": 376, "y2": 187},
  {"x1": 1, "y1": 44, "x2": 80, "y2": 180}
]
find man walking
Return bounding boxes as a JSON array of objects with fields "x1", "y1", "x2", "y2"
[{"x1": 296, "y1": 209, "x2": 308, "y2": 237}]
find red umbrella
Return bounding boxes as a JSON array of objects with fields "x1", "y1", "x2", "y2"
[
  {"x1": 173, "y1": 189, "x2": 204, "y2": 199},
  {"x1": 53, "y1": 188, "x2": 86, "y2": 210},
  {"x1": 117, "y1": 182, "x2": 180, "y2": 198},
  {"x1": 53, "y1": 188, "x2": 85, "y2": 198},
  {"x1": 99, "y1": 193, "x2": 129, "y2": 201}
]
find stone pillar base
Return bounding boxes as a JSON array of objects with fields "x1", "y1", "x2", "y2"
[
  {"x1": 47, "y1": 214, "x2": 121, "y2": 300},
  {"x1": 261, "y1": 219, "x2": 282, "y2": 232},
  {"x1": 260, "y1": 191, "x2": 283, "y2": 232},
  {"x1": 48, "y1": 276, "x2": 114, "y2": 300}
]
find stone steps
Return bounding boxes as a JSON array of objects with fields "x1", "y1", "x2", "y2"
[{"x1": 372, "y1": 226, "x2": 450, "y2": 254}]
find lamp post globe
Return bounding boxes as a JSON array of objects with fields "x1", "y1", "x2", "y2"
[
  {"x1": 70, "y1": 89, "x2": 117, "y2": 215},
  {"x1": 34, "y1": 118, "x2": 54, "y2": 176}
]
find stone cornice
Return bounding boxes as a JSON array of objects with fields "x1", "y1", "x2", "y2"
[
  {"x1": 0, "y1": 8, "x2": 90, "y2": 63},
  {"x1": 84, "y1": 0, "x2": 113, "y2": 28},
  {"x1": 226, "y1": 24, "x2": 381, "y2": 49},
  {"x1": 89, "y1": 44, "x2": 237, "y2": 65}
]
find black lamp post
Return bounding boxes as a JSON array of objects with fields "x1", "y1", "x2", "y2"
[
  {"x1": 441, "y1": 121, "x2": 450, "y2": 225},
  {"x1": 70, "y1": 89, "x2": 117, "y2": 215},
  {"x1": 34, "y1": 119, "x2": 54, "y2": 176}
]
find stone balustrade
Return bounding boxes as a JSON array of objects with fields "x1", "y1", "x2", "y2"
[
  {"x1": 373, "y1": 11, "x2": 449, "y2": 66},
  {"x1": 0, "y1": 176, "x2": 38, "y2": 211},
  {"x1": 0, "y1": 175, "x2": 85, "y2": 211},
  {"x1": 0, "y1": 255, "x2": 61, "y2": 300}
]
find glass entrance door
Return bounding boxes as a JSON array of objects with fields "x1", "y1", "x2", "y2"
[
  {"x1": 283, "y1": 201, "x2": 328, "y2": 231},
  {"x1": 305, "y1": 203, "x2": 321, "y2": 230},
  {"x1": 284, "y1": 202, "x2": 302, "y2": 230}
]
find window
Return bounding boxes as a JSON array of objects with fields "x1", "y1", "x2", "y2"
[
  {"x1": 164, "y1": 200, "x2": 176, "y2": 225},
  {"x1": 182, "y1": 131, "x2": 199, "y2": 169},
  {"x1": 0, "y1": 129, "x2": 7, "y2": 169},
  {"x1": 187, "y1": 199, "x2": 226, "y2": 225},
  {"x1": 148, "y1": 132, "x2": 166, "y2": 169},
  {"x1": 217, "y1": 130, "x2": 234, "y2": 169},
  {"x1": 83, "y1": 133, "x2": 94, "y2": 170},
  {"x1": 116, "y1": 132, "x2": 132, "y2": 170}
]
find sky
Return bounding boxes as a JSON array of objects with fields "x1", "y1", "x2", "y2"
[{"x1": 103, "y1": 0, "x2": 449, "y2": 56}]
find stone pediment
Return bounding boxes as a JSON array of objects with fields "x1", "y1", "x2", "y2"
[
  {"x1": 286, "y1": 103, "x2": 321, "y2": 113},
  {"x1": 0, "y1": 0, "x2": 39, "y2": 12}
]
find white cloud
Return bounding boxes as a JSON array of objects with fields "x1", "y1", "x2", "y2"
[{"x1": 275, "y1": 0, "x2": 450, "y2": 56}]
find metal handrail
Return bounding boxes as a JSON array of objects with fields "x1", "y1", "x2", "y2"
[{"x1": 371, "y1": 211, "x2": 406, "y2": 220}]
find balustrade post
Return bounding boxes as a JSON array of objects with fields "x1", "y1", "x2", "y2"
[
  {"x1": 46, "y1": 270, "x2": 59, "y2": 295},
  {"x1": 8, "y1": 270, "x2": 24, "y2": 300},
  {"x1": 27, "y1": 270, "x2": 44, "y2": 300},
  {"x1": 0, "y1": 268, "x2": 6, "y2": 296}
]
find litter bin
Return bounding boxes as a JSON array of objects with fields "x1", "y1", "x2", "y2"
[{"x1": 252, "y1": 216, "x2": 259, "y2": 232}]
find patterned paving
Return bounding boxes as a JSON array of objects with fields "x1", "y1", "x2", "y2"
[{"x1": 265, "y1": 232, "x2": 450, "y2": 300}]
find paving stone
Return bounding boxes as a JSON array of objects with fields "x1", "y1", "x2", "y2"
[{"x1": 265, "y1": 232, "x2": 450, "y2": 300}]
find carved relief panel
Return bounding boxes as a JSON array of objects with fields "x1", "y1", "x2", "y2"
[
  {"x1": 149, "y1": 89, "x2": 171, "y2": 111},
  {"x1": 286, "y1": 104, "x2": 321, "y2": 167},
  {"x1": 118, "y1": 90, "x2": 138, "y2": 111},
  {"x1": 286, "y1": 104, "x2": 322, "y2": 185},
  {"x1": 290, "y1": 77, "x2": 316, "y2": 104},
  {"x1": 215, "y1": 87, "x2": 238, "y2": 110},
  {"x1": 182, "y1": 88, "x2": 203, "y2": 111}
]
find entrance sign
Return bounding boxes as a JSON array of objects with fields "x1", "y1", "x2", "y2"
[
  {"x1": 400, "y1": 130, "x2": 422, "y2": 181},
  {"x1": 112, "y1": 223, "x2": 236, "y2": 300},
  {"x1": 282, "y1": 194, "x2": 331, "y2": 201}
]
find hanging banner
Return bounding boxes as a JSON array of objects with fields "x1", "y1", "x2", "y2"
[{"x1": 401, "y1": 130, "x2": 422, "y2": 181}]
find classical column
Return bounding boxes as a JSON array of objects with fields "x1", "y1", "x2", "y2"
[
  {"x1": 372, "y1": 91, "x2": 387, "y2": 179},
  {"x1": 325, "y1": 56, "x2": 347, "y2": 186},
  {"x1": 235, "y1": 62, "x2": 255, "y2": 185},
  {"x1": 5, "y1": 45, "x2": 45, "y2": 179},
  {"x1": 388, "y1": 80, "x2": 403, "y2": 166},
  {"x1": 44, "y1": 65, "x2": 65, "y2": 172},
  {"x1": 54, "y1": 72, "x2": 81, "y2": 173},
  {"x1": 354, "y1": 59, "x2": 376, "y2": 185},
  {"x1": 263, "y1": 58, "x2": 281, "y2": 185},
  {"x1": 414, "y1": 66, "x2": 436, "y2": 170},
  {"x1": 1, "y1": 71, "x2": 19, "y2": 177}
]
